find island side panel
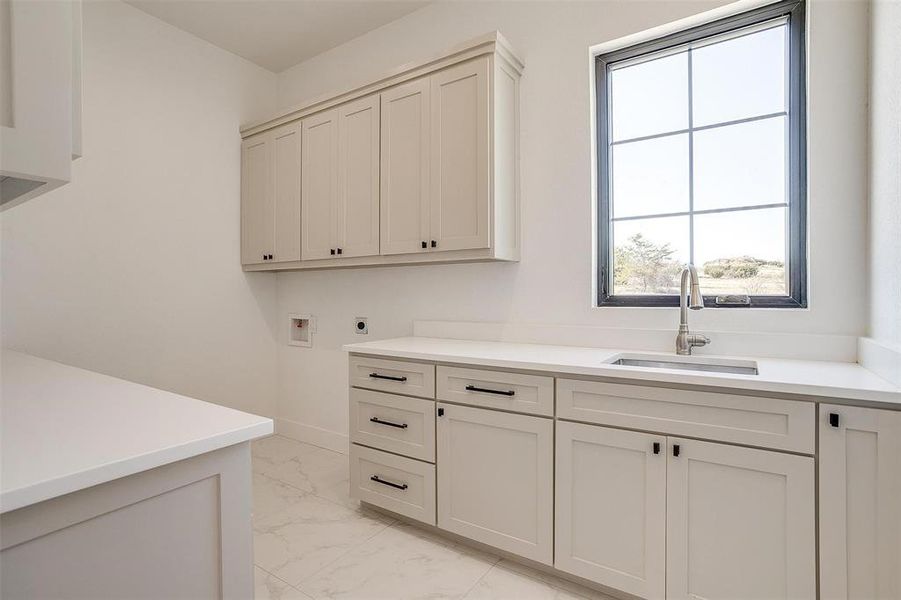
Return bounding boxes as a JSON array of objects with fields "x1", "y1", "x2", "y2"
[{"x1": 0, "y1": 442, "x2": 253, "y2": 600}]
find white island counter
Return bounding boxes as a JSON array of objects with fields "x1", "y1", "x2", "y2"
[{"x1": 0, "y1": 349, "x2": 273, "y2": 599}]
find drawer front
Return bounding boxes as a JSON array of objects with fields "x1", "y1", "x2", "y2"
[
  {"x1": 349, "y1": 355, "x2": 435, "y2": 398},
  {"x1": 350, "y1": 388, "x2": 435, "y2": 462},
  {"x1": 350, "y1": 444, "x2": 436, "y2": 525},
  {"x1": 557, "y1": 379, "x2": 814, "y2": 453},
  {"x1": 436, "y1": 366, "x2": 554, "y2": 416}
]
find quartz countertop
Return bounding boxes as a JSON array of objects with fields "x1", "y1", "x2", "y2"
[
  {"x1": 344, "y1": 337, "x2": 901, "y2": 408},
  {"x1": 1, "y1": 350, "x2": 273, "y2": 513}
]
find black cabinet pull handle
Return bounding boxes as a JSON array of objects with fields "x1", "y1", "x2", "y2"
[
  {"x1": 653, "y1": 442, "x2": 660, "y2": 455},
  {"x1": 673, "y1": 444, "x2": 681, "y2": 457},
  {"x1": 829, "y1": 412, "x2": 840, "y2": 428},
  {"x1": 337, "y1": 248, "x2": 343, "y2": 255},
  {"x1": 421, "y1": 241, "x2": 427, "y2": 249},
  {"x1": 431, "y1": 240, "x2": 437, "y2": 248},
  {"x1": 369, "y1": 372, "x2": 407, "y2": 382},
  {"x1": 437, "y1": 407, "x2": 445, "y2": 417},
  {"x1": 465, "y1": 385, "x2": 515, "y2": 396},
  {"x1": 369, "y1": 417, "x2": 408, "y2": 429},
  {"x1": 370, "y1": 475, "x2": 407, "y2": 490}
]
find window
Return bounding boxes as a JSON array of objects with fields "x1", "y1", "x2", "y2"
[{"x1": 596, "y1": 0, "x2": 806, "y2": 307}]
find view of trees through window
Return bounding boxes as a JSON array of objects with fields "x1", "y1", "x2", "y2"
[{"x1": 613, "y1": 233, "x2": 786, "y2": 296}]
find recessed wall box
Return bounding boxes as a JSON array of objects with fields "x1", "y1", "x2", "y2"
[{"x1": 288, "y1": 314, "x2": 315, "y2": 347}]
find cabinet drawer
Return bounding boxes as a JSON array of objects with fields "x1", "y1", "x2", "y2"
[
  {"x1": 557, "y1": 379, "x2": 814, "y2": 453},
  {"x1": 350, "y1": 388, "x2": 435, "y2": 462},
  {"x1": 349, "y1": 355, "x2": 435, "y2": 398},
  {"x1": 350, "y1": 444, "x2": 436, "y2": 525},
  {"x1": 436, "y1": 366, "x2": 554, "y2": 416}
]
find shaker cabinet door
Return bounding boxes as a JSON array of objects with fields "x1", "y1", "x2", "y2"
[
  {"x1": 820, "y1": 405, "x2": 901, "y2": 600},
  {"x1": 301, "y1": 109, "x2": 339, "y2": 260},
  {"x1": 666, "y1": 438, "x2": 815, "y2": 600},
  {"x1": 379, "y1": 78, "x2": 430, "y2": 256},
  {"x1": 337, "y1": 95, "x2": 380, "y2": 258},
  {"x1": 554, "y1": 421, "x2": 666, "y2": 599}
]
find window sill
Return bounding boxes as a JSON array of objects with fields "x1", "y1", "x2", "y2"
[{"x1": 597, "y1": 295, "x2": 807, "y2": 309}]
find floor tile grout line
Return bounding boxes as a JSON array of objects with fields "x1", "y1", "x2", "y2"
[
  {"x1": 289, "y1": 514, "x2": 395, "y2": 591},
  {"x1": 253, "y1": 562, "x2": 314, "y2": 598},
  {"x1": 460, "y1": 561, "x2": 500, "y2": 599}
]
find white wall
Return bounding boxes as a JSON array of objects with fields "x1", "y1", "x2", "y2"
[
  {"x1": 0, "y1": 0, "x2": 280, "y2": 416},
  {"x1": 273, "y1": 0, "x2": 872, "y2": 448},
  {"x1": 863, "y1": 0, "x2": 901, "y2": 383}
]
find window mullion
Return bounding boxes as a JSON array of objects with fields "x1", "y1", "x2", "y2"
[{"x1": 687, "y1": 48, "x2": 695, "y2": 267}]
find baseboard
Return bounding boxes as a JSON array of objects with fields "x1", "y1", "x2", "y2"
[
  {"x1": 275, "y1": 418, "x2": 349, "y2": 454},
  {"x1": 858, "y1": 337, "x2": 901, "y2": 387}
]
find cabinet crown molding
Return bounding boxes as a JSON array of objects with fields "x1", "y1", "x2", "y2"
[{"x1": 240, "y1": 31, "x2": 524, "y2": 139}]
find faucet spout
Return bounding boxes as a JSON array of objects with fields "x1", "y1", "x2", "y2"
[{"x1": 676, "y1": 264, "x2": 710, "y2": 355}]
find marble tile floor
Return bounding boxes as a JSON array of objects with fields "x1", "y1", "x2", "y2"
[{"x1": 251, "y1": 435, "x2": 615, "y2": 600}]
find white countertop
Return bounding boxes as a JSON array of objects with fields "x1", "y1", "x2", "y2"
[
  {"x1": 344, "y1": 337, "x2": 901, "y2": 408},
  {"x1": 1, "y1": 350, "x2": 273, "y2": 513}
]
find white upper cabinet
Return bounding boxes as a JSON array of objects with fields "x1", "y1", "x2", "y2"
[
  {"x1": 302, "y1": 109, "x2": 339, "y2": 261},
  {"x1": 272, "y1": 123, "x2": 302, "y2": 262},
  {"x1": 555, "y1": 422, "x2": 666, "y2": 599},
  {"x1": 666, "y1": 438, "x2": 815, "y2": 600},
  {"x1": 380, "y1": 78, "x2": 431, "y2": 256},
  {"x1": 241, "y1": 122, "x2": 301, "y2": 265},
  {"x1": 819, "y1": 405, "x2": 901, "y2": 600},
  {"x1": 429, "y1": 57, "x2": 490, "y2": 252},
  {"x1": 337, "y1": 95, "x2": 380, "y2": 258},
  {"x1": 240, "y1": 32, "x2": 522, "y2": 270},
  {"x1": 241, "y1": 134, "x2": 273, "y2": 265}
]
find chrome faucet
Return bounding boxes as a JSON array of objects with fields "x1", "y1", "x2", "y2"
[{"x1": 676, "y1": 264, "x2": 710, "y2": 355}]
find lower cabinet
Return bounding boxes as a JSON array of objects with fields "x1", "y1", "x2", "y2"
[
  {"x1": 819, "y1": 404, "x2": 901, "y2": 600},
  {"x1": 555, "y1": 422, "x2": 815, "y2": 600},
  {"x1": 555, "y1": 422, "x2": 666, "y2": 599},
  {"x1": 349, "y1": 444, "x2": 436, "y2": 525},
  {"x1": 436, "y1": 402, "x2": 553, "y2": 564},
  {"x1": 666, "y1": 437, "x2": 815, "y2": 600}
]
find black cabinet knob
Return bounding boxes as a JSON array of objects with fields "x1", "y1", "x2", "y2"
[
  {"x1": 653, "y1": 442, "x2": 660, "y2": 455},
  {"x1": 267, "y1": 254, "x2": 273, "y2": 260},
  {"x1": 829, "y1": 412, "x2": 840, "y2": 428},
  {"x1": 431, "y1": 240, "x2": 437, "y2": 248},
  {"x1": 673, "y1": 444, "x2": 681, "y2": 457},
  {"x1": 262, "y1": 254, "x2": 267, "y2": 261},
  {"x1": 337, "y1": 248, "x2": 343, "y2": 255},
  {"x1": 421, "y1": 241, "x2": 427, "y2": 249},
  {"x1": 330, "y1": 249, "x2": 335, "y2": 255}
]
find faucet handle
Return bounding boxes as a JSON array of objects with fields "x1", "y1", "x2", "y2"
[{"x1": 689, "y1": 334, "x2": 710, "y2": 348}]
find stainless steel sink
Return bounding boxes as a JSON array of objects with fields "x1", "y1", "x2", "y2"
[{"x1": 608, "y1": 354, "x2": 759, "y2": 376}]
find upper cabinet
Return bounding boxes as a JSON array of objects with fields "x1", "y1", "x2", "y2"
[
  {"x1": 239, "y1": 32, "x2": 522, "y2": 271},
  {"x1": 429, "y1": 58, "x2": 490, "y2": 252},
  {"x1": 1, "y1": 0, "x2": 82, "y2": 210},
  {"x1": 380, "y1": 78, "x2": 431, "y2": 256},
  {"x1": 241, "y1": 121, "x2": 301, "y2": 265}
]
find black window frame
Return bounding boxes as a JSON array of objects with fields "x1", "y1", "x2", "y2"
[{"x1": 596, "y1": 0, "x2": 807, "y2": 308}]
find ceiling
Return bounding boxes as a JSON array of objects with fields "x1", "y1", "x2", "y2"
[{"x1": 125, "y1": 0, "x2": 430, "y2": 72}]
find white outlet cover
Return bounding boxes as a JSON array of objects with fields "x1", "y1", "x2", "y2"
[{"x1": 354, "y1": 317, "x2": 368, "y2": 334}]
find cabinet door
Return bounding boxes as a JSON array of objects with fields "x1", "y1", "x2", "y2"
[
  {"x1": 271, "y1": 122, "x2": 302, "y2": 262},
  {"x1": 240, "y1": 134, "x2": 272, "y2": 265},
  {"x1": 820, "y1": 405, "x2": 901, "y2": 600},
  {"x1": 429, "y1": 57, "x2": 490, "y2": 252},
  {"x1": 337, "y1": 95, "x2": 380, "y2": 258},
  {"x1": 555, "y1": 422, "x2": 665, "y2": 599},
  {"x1": 666, "y1": 438, "x2": 815, "y2": 600},
  {"x1": 301, "y1": 109, "x2": 338, "y2": 260},
  {"x1": 436, "y1": 402, "x2": 553, "y2": 564},
  {"x1": 380, "y1": 78, "x2": 430, "y2": 255}
]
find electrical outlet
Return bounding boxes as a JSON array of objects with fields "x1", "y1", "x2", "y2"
[{"x1": 354, "y1": 317, "x2": 368, "y2": 335}]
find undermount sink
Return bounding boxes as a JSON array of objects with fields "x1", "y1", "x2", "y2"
[{"x1": 607, "y1": 354, "x2": 759, "y2": 376}]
